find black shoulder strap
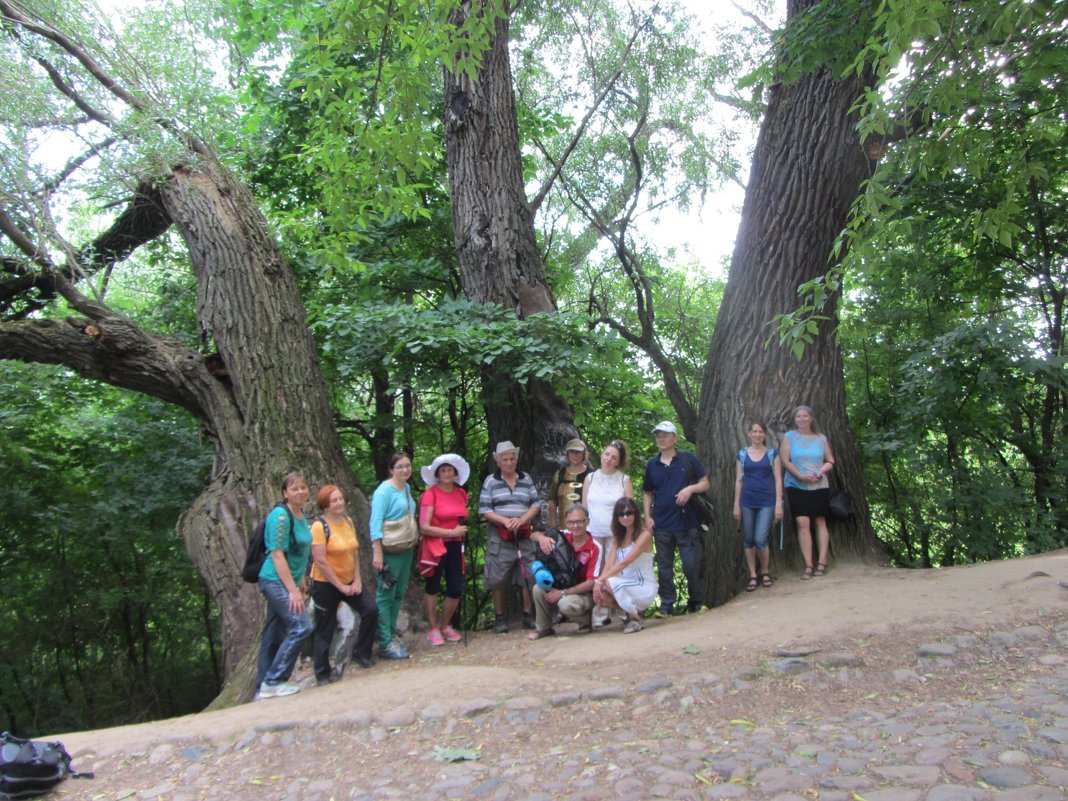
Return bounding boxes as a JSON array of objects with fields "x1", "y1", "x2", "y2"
[
  {"x1": 318, "y1": 515, "x2": 332, "y2": 543},
  {"x1": 681, "y1": 450, "x2": 697, "y2": 484}
]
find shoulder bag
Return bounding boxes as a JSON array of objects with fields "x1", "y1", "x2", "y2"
[{"x1": 381, "y1": 485, "x2": 419, "y2": 553}]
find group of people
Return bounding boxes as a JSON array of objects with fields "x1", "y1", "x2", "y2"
[
  {"x1": 732, "y1": 405, "x2": 836, "y2": 590},
  {"x1": 252, "y1": 406, "x2": 837, "y2": 701}
]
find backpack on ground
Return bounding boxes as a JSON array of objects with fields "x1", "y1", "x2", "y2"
[
  {"x1": 241, "y1": 503, "x2": 294, "y2": 583},
  {"x1": 531, "y1": 529, "x2": 580, "y2": 590},
  {"x1": 1, "y1": 732, "x2": 93, "y2": 799}
]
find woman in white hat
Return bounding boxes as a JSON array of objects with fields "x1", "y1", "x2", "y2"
[{"x1": 418, "y1": 453, "x2": 471, "y2": 646}]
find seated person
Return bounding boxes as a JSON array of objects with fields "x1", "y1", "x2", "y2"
[{"x1": 528, "y1": 504, "x2": 601, "y2": 640}]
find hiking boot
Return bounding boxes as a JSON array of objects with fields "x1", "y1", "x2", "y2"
[
  {"x1": 256, "y1": 681, "x2": 301, "y2": 700},
  {"x1": 441, "y1": 625, "x2": 462, "y2": 643},
  {"x1": 427, "y1": 628, "x2": 445, "y2": 647},
  {"x1": 521, "y1": 612, "x2": 536, "y2": 630},
  {"x1": 353, "y1": 655, "x2": 374, "y2": 669},
  {"x1": 493, "y1": 616, "x2": 509, "y2": 634}
]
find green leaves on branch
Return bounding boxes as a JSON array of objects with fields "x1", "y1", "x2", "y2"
[
  {"x1": 769, "y1": 270, "x2": 841, "y2": 359},
  {"x1": 314, "y1": 298, "x2": 604, "y2": 389},
  {"x1": 228, "y1": 0, "x2": 506, "y2": 232}
]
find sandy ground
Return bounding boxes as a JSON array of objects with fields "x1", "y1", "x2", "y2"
[{"x1": 54, "y1": 549, "x2": 1068, "y2": 758}]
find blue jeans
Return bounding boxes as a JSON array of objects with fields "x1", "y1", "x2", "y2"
[
  {"x1": 257, "y1": 578, "x2": 312, "y2": 685},
  {"x1": 741, "y1": 506, "x2": 774, "y2": 551},
  {"x1": 653, "y1": 527, "x2": 703, "y2": 610}
]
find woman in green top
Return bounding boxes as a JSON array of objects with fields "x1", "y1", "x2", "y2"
[{"x1": 256, "y1": 471, "x2": 313, "y2": 699}]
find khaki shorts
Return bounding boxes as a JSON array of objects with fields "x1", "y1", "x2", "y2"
[{"x1": 483, "y1": 531, "x2": 538, "y2": 591}]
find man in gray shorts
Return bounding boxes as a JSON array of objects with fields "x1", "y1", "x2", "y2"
[{"x1": 479, "y1": 441, "x2": 553, "y2": 633}]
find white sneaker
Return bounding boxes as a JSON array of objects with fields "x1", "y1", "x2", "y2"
[{"x1": 256, "y1": 681, "x2": 301, "y2": 700}]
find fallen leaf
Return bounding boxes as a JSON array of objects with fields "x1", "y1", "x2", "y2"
[{"x1": 431, "y1": 746, "x2": 481, "y2": 762}]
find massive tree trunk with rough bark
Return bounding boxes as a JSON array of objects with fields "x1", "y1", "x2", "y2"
[
  {"x1": 0, "y1": 152, "x2": 369, "y2": 704},
  {"x1": 696, "y1": 0, "x2": 887, "y2": 607},
  {"x1": 443, "y1": 2, "x2": 579, "y2": 484},
  {"x1": 0, "y1": 3, "x2": 372, "y2": 704}
]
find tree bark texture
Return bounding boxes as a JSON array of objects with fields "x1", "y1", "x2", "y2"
[
  {"x1": 0, "y1": 152, "x2": 370, "y2": 704},
  {"x1": 696, "y1": 0, "x2": 886, "y2": 607},
  {"x1": 444, "y1": 3, "x2": 580, "y2": 487}
]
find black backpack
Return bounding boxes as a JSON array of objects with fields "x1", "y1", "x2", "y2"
[
  {"x1": 241, "y1": 503, "x2": 294, "y2": 583},
  {"x1": 1, "y1": 732, "x2": 93, "y2": 799},
  {"x1": 537, "y1": 529, "x2": 581, "y2": 590}
]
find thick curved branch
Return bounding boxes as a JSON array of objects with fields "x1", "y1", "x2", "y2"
[
  {"x1": 1, "y1": 182, "x2": 172, "y2": 317},
  {"x1": 0, "y1": 275, "x2": 209, "y2": 415},
  {"x1": 74, "y1": 181, "x2": 172, "y2": 271}
]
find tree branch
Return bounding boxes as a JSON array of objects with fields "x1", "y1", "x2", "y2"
[
  {"x1": 0, "y1": 274, "x2": 210, "y2": 415},
  {"x1": 31, "y1": 52, "x2": 116, "y2": 125},
  {"x1": 0, "y1": 0, "x2": 149, "y2": 114},
  {"x1": 529, "y1": 11, "x2": 651, "y2": 214},
  {"x1": 41, "y1": 135, "x2": 119, "y2": 195}
]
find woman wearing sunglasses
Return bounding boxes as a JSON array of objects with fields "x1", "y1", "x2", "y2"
[{"x1": 592, "y1": 496, "x2": 655, "y2": 633}]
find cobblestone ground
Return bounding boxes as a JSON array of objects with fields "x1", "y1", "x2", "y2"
[{"x1": 62, "y1": 618, "x2": 1068, "y2": 801}]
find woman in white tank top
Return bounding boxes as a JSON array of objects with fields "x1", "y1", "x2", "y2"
[{"x1": 581, "y1": 440, "x2": 632, "y2": 626}]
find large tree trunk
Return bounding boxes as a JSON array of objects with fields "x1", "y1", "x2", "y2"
[
  {"x1": 0, "y1": 3, "x2": 371, "y2": 706},
  {"x1": 0, "y1": 153, "x2": 370, "y2": 705},
  {"x1": 696, "y1": 0, "x2": 886, "y2": 607},
  {"x1": 443, "y1": 3, "x2": 579, "y2": 485}
]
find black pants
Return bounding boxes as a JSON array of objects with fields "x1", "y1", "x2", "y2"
[
  {"x1": 311, "y1": 580, "x2": 379, "y2": 681},
  {"x1": 653, "y1": 527, "x2": 703, "y2": 611}
]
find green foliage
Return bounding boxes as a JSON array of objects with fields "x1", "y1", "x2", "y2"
[
  {"x1": 0, "y1": 362, "x2": 216, "y2": 736},
  {"x1": 226, "y1": 0, "x2": 505, "y2": 243}
]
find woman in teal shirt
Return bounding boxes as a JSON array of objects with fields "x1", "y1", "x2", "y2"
[
  {"x1": 256, "y1": 471, "x2": 313, "y2": 699},
  {"x1": 780, "y1": 406, "x2": 835, "y2": 581},
  {"x1": 370, "y1": 452, "x2": 418, "y2": 659}
]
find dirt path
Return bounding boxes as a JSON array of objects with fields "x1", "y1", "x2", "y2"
[{"x1": 55, "y1": 549, "x2": 1068, "y2": 758}]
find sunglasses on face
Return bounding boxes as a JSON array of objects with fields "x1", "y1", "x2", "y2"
[{"x1": 618, "y1": 510, "x2": 636, "y2": 517}]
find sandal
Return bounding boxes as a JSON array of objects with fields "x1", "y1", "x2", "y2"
[
  {"x1": 526, "y1": 628, "x2": 554, "y2": 641},
  {"x1": 813, "y1": 563, "x2": 827, "y2": 577},
  {"x1": 745, "y1": 575, "x2": 759, "y2": 593},
  {"x1": 760, "y1": 572, "x2": 774, "y2": 588},
  {"x1": 622, "y1": 618, "x2": 644, "y2": 634},
  {"x1": 800, "y1": 565, "x2": 814, "y2": 581}
]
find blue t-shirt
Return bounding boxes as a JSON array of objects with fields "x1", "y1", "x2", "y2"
[
  {"x1": 369, "y1": 481, "x2": 417, "y2": 541},
  {"x1": 738, "y1": 447, "x2": 776, "y2": 509},
  {"x1": 643, "y1": 450, "x2": 707, "y2": 531},
  {"x1": 259, "y1": 504, "x2": 312, "y2": 582},
  {"x1": 783, "y1": 431, "x2": 829, "y2": 490}
]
